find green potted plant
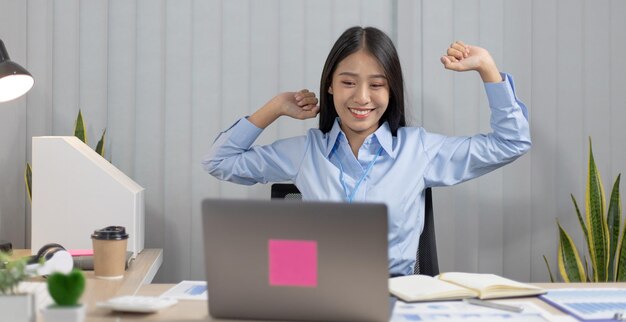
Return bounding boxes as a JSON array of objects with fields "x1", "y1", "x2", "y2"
[
  {"x1": 0, "y1": 252, "x2": 36, "y2": 322},
  {"x1": 41, "y1": 269, "x2": 86, "y2": 322},
  {"x1": 544, "y1": 138, "x2": 626, "y2": 282}
]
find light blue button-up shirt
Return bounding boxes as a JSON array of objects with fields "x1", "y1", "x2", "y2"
[{"x1": 203, "y1": 73, "x2": 531, "y2": 276}]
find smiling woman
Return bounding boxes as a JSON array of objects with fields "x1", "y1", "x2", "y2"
[
  {"x1": 202, "y1": 25, "x2": 531, "y2": 277},
  {"x1": 328, "y1": 50, "x2": 390, "y2": 157}
]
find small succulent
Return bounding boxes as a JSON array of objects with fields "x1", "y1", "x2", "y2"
[{"x1": 47, "y1": 269, "x2": 86, "y2": 306}]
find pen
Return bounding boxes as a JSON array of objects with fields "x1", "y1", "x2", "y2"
[{"x1": 463, "y1": 298, "x2": 524, "y2": 313}]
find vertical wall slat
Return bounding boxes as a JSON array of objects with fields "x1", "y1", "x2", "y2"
[
  {"x1": 108, "y1": 0, "x2": 137, "y2": 176},
  {"x1": 477, "y1": 0, "x2": 504, "y2": 275},
  {"x1": 247, "y1": 0, "x2": 280, "y2": 199},
  {"x1": 396, "y1": 0, "x2": 422, "y2": 127},
  {"x1": 25, "y1": 0, "x2": 53, "y2": 247},
  {"x1": 583, "y1": 0, "x2": 611, "y2": 182},
  {"x1": 220, "y1": 0, "x2": 251, "y2": 198},
  {"x1": 610, "y1": 1, "x2": 626, "y2": 187},
  {"x1": 0, "y1": 0, "x2": 28, "y2": 247},
  {"x1": 276, "y1": 0, "x2": 307, "y2": 141},
  {"x1": 452, "y1": 0, "x2": 481, "y2": 274},
  {"x1": 422, "y1": 0, "x2": 456, "y2": 272},
  {"x1": 530, "y1": 0, "x2": 559, "y2": 282},
  {"x1": 556, "y1": 0, "x2": 586, "y2": 254},
  {"x1": 502, "y1": 0, "x2": 533, "y2": 282},
  {"x1": 162, "y1": 0, "x2": 193, "y2": 281},
  {"x1": 52, "y1": 0, "x2": 80, "y2": 135},
  {"x1": 303, "y1": 0, "x2": 333, "y2": 131},
  {"x1": 134, "y1": 0, "x2": 166, "y2": 280},
  {"x1": 79, "y1": 1, "x2": 108, "y2": 150},
  {"x1": 189, "y1": 0, "x2": 223, "y2": 280}
]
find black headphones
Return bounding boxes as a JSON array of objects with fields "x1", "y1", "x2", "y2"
[{"x1": 26, "y1": 243, "x2": 74, "y2": 276}]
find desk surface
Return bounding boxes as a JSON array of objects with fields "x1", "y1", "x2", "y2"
[
  {"x1": 13, "y1": 249, "x2": 163, "y2": 322},
  {"x1": 85, "y1": 282, "x2": 626, "y2": 321}
]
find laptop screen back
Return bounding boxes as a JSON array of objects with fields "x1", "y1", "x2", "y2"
[{"x1": 201, "y1": 199, "x2": 389, "y2": 322}]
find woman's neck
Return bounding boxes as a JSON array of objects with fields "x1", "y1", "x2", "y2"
[{"x1": 342, "y1": 127, "x2": 375, "y2": 158}]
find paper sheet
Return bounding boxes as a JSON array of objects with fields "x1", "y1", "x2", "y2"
[
  {"x1": 159, "y1": 280, "x2": 207, "y2": 300},
  {"x1": 391, "y1": 300, "x2": 567, "y2": 322}
]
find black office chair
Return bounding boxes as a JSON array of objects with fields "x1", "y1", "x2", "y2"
[{"x1": 270, "y1": 183, "x2": 439, "y2": 276}]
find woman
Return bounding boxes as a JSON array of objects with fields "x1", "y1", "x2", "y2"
[{"x1": 203, "y1": 26, "x2": 531, "y2": 276}]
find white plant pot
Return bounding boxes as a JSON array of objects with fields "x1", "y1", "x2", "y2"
[
  {"x1": 0, "y1": 293, "x2": 36, "y2": 322},
  {"x1": 41, "y1": 304, "x2": 86, "y2": 322}
]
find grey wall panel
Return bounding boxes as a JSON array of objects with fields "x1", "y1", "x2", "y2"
[
  {"x1": 476, "y1": 0, "x2": 504, "y2": 276},
  {"x1": 220, "y1": 0, "x2": 251, "y2": 199},
  {"x1": 0, "y1": 0, "x2": 27, "y2": 248},
  {"x1": 162, "y1": 0, "x2": 193, "y2": 282},
  {"x1": 451, "y1": 0, "x2": 481, "y2": 275},
  {"x1": 530, "y1": 0, "x2": 558, "y2": 283},
  {"x1": 247, "y1": 0, "x2": 279, "y2": 200},
  {"x1": 25, "y1": 0, "x2": 53, "y2": 246},
  {"x1": 610, "y1": 0, "x2": 626, "y2": 191},
  {"x1": 422, "y1": 0, "x2": 456, "y2": 272},
  {"x1": 189, "y1": 0, "x2": 223, "y2": 281},
  {"x1": 52, "y1": 0, "x2": 79, "y2": 135},
  {"x1": 2, "y1": 0, "x2": 624, "y2": 282},
  {"x1": 502, "y1": 0, "x2": 532, "y2": 282},
  {"x1": 556, "y1": 0, "x2": 586, "y2": 258},
  {"x1": 302, "y1": 0, "x2": 332, "y2": 132},
  {"x1": 397, "y1": 0, "x2": 422, "y2": 127},
  {"x1": 276, "y1": 0, "x2": 307, "y2": 140},
  {"x1": 108, "y1": 0, "x2": 137, "y2": 177},
  {"x1": 78, "y1": 0, "x2": 108, "y2": 153},
  {"x1": 134, "y1": 0, "x2": 166, "y2": 280}
]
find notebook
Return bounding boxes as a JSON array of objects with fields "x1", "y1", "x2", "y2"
[
  {"x1": 201, "y1": 198, "x2": 390, "y2": 322},
  {"x1": 389, "y1": 272, "x2": 546, "y2": 302}
]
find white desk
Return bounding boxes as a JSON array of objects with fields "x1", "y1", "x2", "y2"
[
  {"x1": 85, "y1": 282, "x2": 626, "y2": 321},
  {"x1": 13, "y1": 249, "x2": 163, "y2": 322}
]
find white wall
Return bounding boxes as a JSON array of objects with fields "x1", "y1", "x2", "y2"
[{"x1": 0, "y1": 0, "x2": 624, "y2": 283}]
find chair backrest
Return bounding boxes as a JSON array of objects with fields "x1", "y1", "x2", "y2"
[{"x1": 269, "y1": 183, "x2": 439, "y2": 276}]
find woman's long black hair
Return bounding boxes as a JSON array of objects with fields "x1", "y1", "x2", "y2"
[{"x1": 319, "y1": 26, "x2": 405, "y2": 136}]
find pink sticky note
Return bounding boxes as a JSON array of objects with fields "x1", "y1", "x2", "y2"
[
  {"x1": 268, "y1": 239, "x2": 318, "y2": 287},
  {"x1": 68, "y1": 249, "x2": 94, "y2": 256}
]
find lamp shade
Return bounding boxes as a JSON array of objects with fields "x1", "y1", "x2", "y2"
[{"x1": 0, "y1": 39, "x2": 34, "y2": 103}]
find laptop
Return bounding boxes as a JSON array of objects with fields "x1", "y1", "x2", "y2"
[{"x1": 201, "y1": 199, "x2": 390, "y2": 322}]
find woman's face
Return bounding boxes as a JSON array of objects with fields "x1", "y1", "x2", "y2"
[{"x1": 329, "y1": 49, "x2": 389, "y2": 141}]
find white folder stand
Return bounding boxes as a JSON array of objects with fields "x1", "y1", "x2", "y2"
[{"x1": 31, "y1": 136, "x2": 145, "y2": 257}]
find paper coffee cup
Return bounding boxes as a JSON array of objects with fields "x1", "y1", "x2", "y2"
[{"x1": 91, "y1": 226, "x2": 129, "y2": 279}]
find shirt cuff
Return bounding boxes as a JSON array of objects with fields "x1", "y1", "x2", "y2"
[
  {"x1": 227, "y1": 116, "x2": 264, "y2": 148},
  {"x1": 484, "y1": 72, "x2": 529, "y2": 120}
]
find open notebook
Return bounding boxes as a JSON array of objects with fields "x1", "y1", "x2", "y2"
[{"x1": 389, "y1": 272, "x2": 546, "y2": 302}]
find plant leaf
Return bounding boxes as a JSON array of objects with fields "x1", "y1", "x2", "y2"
[
  {"x1": 617, "y1": 223, "x2": 626, "y2": 281},
  {"x1": 24, "y1": 163, "x2": 32, "y2": 202},
  {"x1": 95, "y1": 129, "x2": 106, "y2": 157},
  {"x1": 557, "y1": 221, "x2": 586, "y2": 282},
  {"x1": 543, "y1": 255, "x2": 555, "y2": 282},
  {"x1": 607, "y1": 174, "x2": 621, "y2": 281},
  {"x1": 74, "y1": 109, "x2": 87, "y2": 144},
  {"x1": 571, "y1": 194, "x2": 591, "y2": 260},
  {"x1": 586, "y1": 139, "x2": 608, "y2": 281}
]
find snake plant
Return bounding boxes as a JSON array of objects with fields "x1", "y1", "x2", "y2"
[
  {"x1": 24, "y1": 109, "x2": 106, "y2": 201},
  {"x1": 544, "y1": 138, "x2": 625, "y2": 282}
]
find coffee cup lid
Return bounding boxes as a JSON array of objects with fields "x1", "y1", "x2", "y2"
[{"x1": 91, "y1": 226, "x2": 129, "y2": 240}]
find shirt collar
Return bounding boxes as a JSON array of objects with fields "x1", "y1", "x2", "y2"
[{"x1": 325, "y1": 119, "x2": 396, "y2": 158}]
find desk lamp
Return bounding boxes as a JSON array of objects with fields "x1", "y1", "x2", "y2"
[{"x1": 0, "y1": 39, "x2": 35, "y2": 252}]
